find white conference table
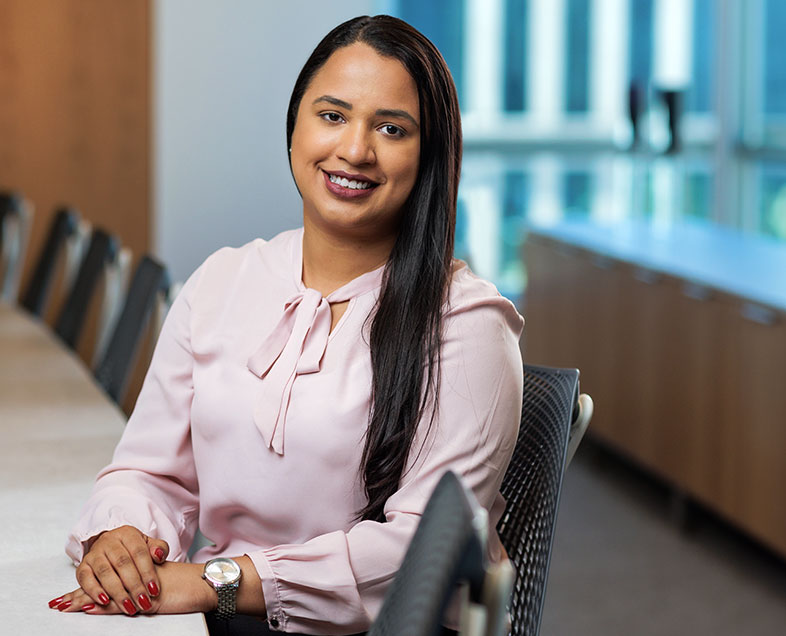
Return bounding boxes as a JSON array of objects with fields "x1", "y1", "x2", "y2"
[{"x1": 0, "y1": 303, "x2": 207, "y2": 635}]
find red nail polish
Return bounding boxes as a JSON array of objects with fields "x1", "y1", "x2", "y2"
[
  {"x1": 138, "y1": 594, "x2": 152, "y2": 611},
  {"x1": 154, "y1": 547, "x2": 165, "y2": 561},
  {"x1": 122, "y1": 598, "x2": 137, "y2": 615},
  {"x1": 98, "y1": 593, "x2": 110, "y2": 605},
  {"x1": 81, "y1": 603, "x2": 95, "y2": 611},
  {"x1": 48, "y1": 596, "x2": 64, "y2": 608},
  {"x1": 147, "y1": 580, "x2": 159, "y2": 596},
  {"x1": 57, "y1": 600, "x2": 72, "y2": 611}
]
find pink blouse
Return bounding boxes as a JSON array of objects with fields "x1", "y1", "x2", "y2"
[{"x1": 66, "y1": 228, "x2": 524, "y2": 634}]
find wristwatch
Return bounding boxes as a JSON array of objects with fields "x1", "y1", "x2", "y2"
[{"x1": 202, "y1": 557, "x2": 242, "y2": 620}]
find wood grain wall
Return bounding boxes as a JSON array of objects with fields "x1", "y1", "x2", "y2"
[{"x1": 0, "y1": 0, "x2": 150, "y2": 291}]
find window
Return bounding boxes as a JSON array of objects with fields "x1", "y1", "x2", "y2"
[
  {"x1": 378, "y1": 0, "x2": 786, "y2": 299},
  {"x1": 504, "y1": 0, "x2": 528, "y2": 112},
  {"x1": 565, "y1": 0, "x2": 590, "y2": 113}
]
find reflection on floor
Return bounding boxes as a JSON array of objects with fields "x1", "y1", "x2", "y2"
[{"x1": 541, "y1": 440, "x2": 786, "y2": 636}]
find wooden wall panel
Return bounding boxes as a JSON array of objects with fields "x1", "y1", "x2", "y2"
[{"x1": 0, "y1": 0, "x2": 150, "y2": 295}]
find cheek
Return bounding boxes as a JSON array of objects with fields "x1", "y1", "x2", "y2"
[{"x1": 390, "y1": 149, "x2": 420, "y2": 194}]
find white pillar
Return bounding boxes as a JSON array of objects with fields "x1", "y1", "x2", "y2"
[
  {"x1": 529, "y1": 0, "x2": 566, "y2": 128},
  {"x1": 591, "y1": 0, "x2": 628, "y2": 130},
  {"x1": 464, "y1": 0, "x2": 503, "y2": 122},
  {"x1": 653, "y1": 0, "x2": 694, "y2": 89},
  {"x1": 528, "y1": 155, "x2": 564, "y2": 225}
]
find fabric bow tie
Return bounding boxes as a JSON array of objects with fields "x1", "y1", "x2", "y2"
[{"x1": 246, "y1": 266, "x2": 384, "y2": 454}]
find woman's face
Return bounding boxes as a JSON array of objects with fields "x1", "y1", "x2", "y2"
[{"x1": 290, "y1": 42, "x2": 421, "y2": 244}]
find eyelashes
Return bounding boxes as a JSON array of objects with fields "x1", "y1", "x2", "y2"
[{"x1": 318, "y1": 112, "x2": 408, "y2": 138}]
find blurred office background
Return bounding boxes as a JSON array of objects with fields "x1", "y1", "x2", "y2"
[{"x1": 1, "y1": 0, "x2": 785, "y2": 633}]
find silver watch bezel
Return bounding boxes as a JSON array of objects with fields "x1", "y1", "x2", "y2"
[{"x1": 203, "y1": 557, "x2": 242, "y2": 587}]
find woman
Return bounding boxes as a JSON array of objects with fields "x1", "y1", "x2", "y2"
[{"x1": 49, "y1": 15, "x2": 524, "y2": 635}]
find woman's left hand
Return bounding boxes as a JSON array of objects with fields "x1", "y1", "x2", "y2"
[{"x1": 49, "y1": 561, "x2": 217, "y2": 615}]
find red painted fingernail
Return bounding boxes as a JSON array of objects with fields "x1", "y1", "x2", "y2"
[
  {"x1": 138, "y1": 594, "x2": 152, "y2": 611},
  {"x1": 122, "y1": 598, "x2": 137, "y2": 615},
  {"x1": 98, "y1": 593, "x2": 110, "y2": 605},
  {"x1": 81, "y1": 603, "x2": 95, "y2": 611},
  {"x1": 57, "y1": 600, "x2": 72, "y2": 611},
  {"x1": 147, "y1": 580, "x2": 159, "y2": 596},
  {"x1": 48, "y1": 596, "x2": 64, "y2": 608},
  {"x1": 154, "y1": 547, "x2": 165, "y2": 561}
]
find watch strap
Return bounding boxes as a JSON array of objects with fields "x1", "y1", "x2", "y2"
[{"x1": 215, "y1": 581, "x2": 239, "y2": 621}]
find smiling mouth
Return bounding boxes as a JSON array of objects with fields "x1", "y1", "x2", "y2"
[{"x1": 325, "y1": 171, "x2": 379, "y2": 191}]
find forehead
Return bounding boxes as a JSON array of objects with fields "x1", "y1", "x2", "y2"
[{"x1": 305, "y1": 43, "x2": 419, "y2": 117}]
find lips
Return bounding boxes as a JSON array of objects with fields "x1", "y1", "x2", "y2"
[{"x1": 322, "y1": 170, "x2": 379, "y2": 199}]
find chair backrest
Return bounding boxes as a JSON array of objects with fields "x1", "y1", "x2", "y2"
[
  {"x1": 0, "y1": 191, "x2": 33, "y2": 303},
  {"x1": 497, "y1": 364, "x2": 579, "y2": 636},
  {"x1": 20, "y1": 206, "x2": 79, "y2": 316},
  {"x1": 94, "y1": 255, "x2": 169, "y2": 404},
  {"x1": 54, "y1": 228, "x2": 118, "y2": 348},
  {"x1": 368, "y1": 470, "x2": 488, "y2": 636}
]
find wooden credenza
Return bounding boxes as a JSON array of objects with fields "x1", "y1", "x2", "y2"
[{"x1": 521, "y1": 223, "x2": 786, "y2": 559}]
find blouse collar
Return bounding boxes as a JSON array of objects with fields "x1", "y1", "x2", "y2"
[{"x1": 247, "y1": 229, "x2": 385, "y2": 454}]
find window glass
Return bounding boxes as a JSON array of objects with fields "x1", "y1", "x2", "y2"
[
  {"x1": 504, "y1": 0, "x2": 528, "y2": 112},
  {"x1": 764, "y1": 0, "x2": 786, "y2": 116},
  {"x1": 686, "y1": 0, "x2": 714, "y2": 113},
  {"x1": 760, "y1": 165, "x2": 786, "y2": 239},
  {"x1": 500, "y1": 170, "x2": 530, "y2": 300},
  {"x1": 628, "y1": 0, "x2": 653, "y2": 98},
  {"x1": 565, "y1": 0, "x2": 590, "y2": 113},
  {"x1": 684, "y1": 171, "x2": 713, "y2": 219},
  {"x1": 563, "y1": 171, "x2": 592, "y2": 214},
  {"x1": 395, "y1": 0, "x2": 466, "y2": 106}
]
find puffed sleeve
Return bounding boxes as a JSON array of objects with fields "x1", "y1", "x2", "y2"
[
  {"x1": 64, "y1": 262, "x2": 206, "y2": 564},
  {"x1": 247, "y1": 287, "x2": 524, "y2": 635}
]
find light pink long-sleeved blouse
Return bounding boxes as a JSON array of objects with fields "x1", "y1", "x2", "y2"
[{"x1": 66, "y1": 228, "x2": 524, "y2": 634}]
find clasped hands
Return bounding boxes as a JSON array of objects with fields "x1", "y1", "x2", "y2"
[{"x1": 49, "y1": 525, "x2": 216, "y2": 616}]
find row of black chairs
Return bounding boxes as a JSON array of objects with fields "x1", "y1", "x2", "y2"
[{"x1": 1, "y1": 192, "x2": 171, "y2": 405}]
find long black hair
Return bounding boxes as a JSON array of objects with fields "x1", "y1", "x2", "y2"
[{"x1": 286, "y1": 15, "x2": 462, "y2": 522}]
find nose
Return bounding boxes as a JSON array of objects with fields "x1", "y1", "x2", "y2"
[{"x1": 336, "y1": 123, "x2": 376, "y2": 166}]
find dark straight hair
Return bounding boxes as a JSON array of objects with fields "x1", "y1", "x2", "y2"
[{"x1": 286, "y1": 15, "x2": 462, "y2": 522}]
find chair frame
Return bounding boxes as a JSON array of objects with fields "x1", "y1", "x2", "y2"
[{"x1": 497, "y1": 363, "x2": 581, "y2": 636}]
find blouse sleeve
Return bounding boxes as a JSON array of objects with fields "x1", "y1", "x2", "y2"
[
  {"x1": 247, "y1": 293, "x2": 524, "y2": 635},
  {"x1": 64, "y1": 263, "x2": 205, "y2": 564}
]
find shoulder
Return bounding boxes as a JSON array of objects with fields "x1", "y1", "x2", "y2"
[
  {"x1": 444, "y1": 260, "x2": 525, "y2": 341},
  {"x1": 185, "y1": 228, "x2": 302, "y2": 300}
]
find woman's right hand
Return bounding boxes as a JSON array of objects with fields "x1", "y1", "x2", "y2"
[{"x1": 74, "y1": 525, "x2": 169, "y2": 615}]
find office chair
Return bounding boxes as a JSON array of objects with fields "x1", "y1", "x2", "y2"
[
  {"x1": 0, "y1": 191, "x2": 33, "y2": 303},
  {"x1": 369, "y1": 470, "x2": 513, "y2": 636},
  {"x1": 94, "y1": 255, "x2": 169, "y2": 404},
  {"x1": 54, "y1": 227, "x2": 118, "y2": 349},
  {"x1": 20, "y1": 207, "x2": 80, "y2": 316},
  {"x1": 497, "y1": 364, "x2": 588, "y2": 636}
]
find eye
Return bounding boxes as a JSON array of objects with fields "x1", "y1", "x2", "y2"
[
  {"x1": 320, "y1": 112, "x2": 345, "y2": 124},
  {"x1": 379, "y1": 124, "x2": 405, "y2": 138}
]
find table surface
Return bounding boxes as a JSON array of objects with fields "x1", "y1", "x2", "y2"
[{"x1": 0, "y1": 303, "x2": 207, "y2": 635}]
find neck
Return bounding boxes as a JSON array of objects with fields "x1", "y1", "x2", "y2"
[{"x1": 301, "y1": 222, "x2": 395, "y2": 296}]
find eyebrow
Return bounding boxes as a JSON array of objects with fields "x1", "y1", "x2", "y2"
[{"x1": 312, "y1": 95, "x2": 419, "y2": 129}]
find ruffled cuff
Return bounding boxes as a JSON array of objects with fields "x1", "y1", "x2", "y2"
[
  {"x1": 65, "y1": 485, "x2": 197, "y2": 564},
  {"x1": 247, "y1": 531, "x2": 371, "y2": 635}
]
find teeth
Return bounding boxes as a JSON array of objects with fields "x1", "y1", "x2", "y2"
[{"x1": 328, "y1": 173, "x2": 372, "y2": 190}]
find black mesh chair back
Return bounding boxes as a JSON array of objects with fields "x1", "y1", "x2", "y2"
[
  {"x1": 0, "y1": 192, "x2": 23, "y2": 244},
  {"x1": 0, "y1": 192, "x2": 26, "y2": 301},
  {"x1": 20, "y1": 207, "x2": 79, "y2": 316},
  {"x1": 368, "y1": 470, "x2": 487, "y2": 636},
  {"x1": 54, "y1": 228, "x2": 118, "y2": 349},
  {"x1": 497, "y1": 364, "x2": 579, "y2": 636},
  {"x1": 94, "y1": 255, "x2": 169, "y2": 403}
]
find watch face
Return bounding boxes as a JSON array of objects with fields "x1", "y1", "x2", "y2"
[{"x1": 204, "y1": 558, "x2": 241, "y2": 585}]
